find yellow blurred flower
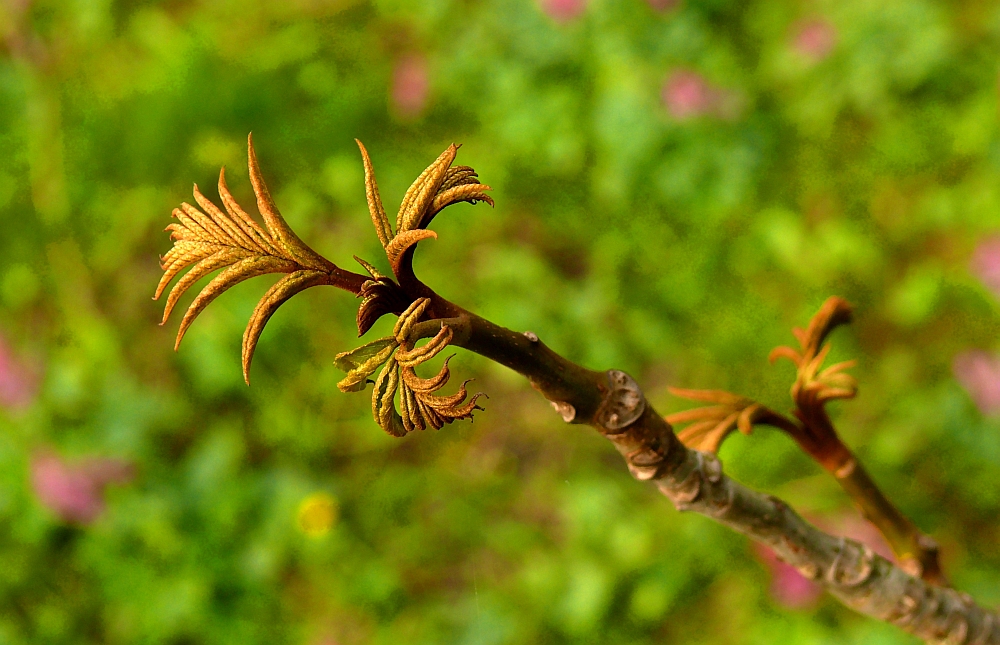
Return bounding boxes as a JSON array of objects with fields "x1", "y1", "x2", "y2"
[{"x1": 296, "y1": 492, "x2": 338, "y2": 538}]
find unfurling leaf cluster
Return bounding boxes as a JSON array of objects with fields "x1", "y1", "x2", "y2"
[
  {"x1": 768, "y1": 296, "x2": 858, "y2": 424},
  {"x1": 334, "y1": 298, "x2": 484, "y2": 437},
  {"x1": 154, "y1": 134, "x2": 365, "y2": 384},
  {"x1": 668, "y1": 297, "x2": 857, "y2": 456},
  {"x1": 352, "y1": 140, "x2": 492, "y2": 335},
  {"x1": 665, "y1": 389, "x2": 795, "y2": 453},
  {"x1": 156, "y1": 135, "x2": 491, "y2": 438}
]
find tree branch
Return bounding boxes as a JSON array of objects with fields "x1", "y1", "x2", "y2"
[
  {"x1": 413, "y1": 294, "x2": 999, "y2": 645},
  {"x1": 835, "y1": 453, "x2": 946, "y2": 585},
  {"x1": 159, "y1": 139, "x2": 996, "y2": 643}
]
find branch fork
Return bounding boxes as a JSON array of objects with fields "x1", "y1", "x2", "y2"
[{"x1": 667, "y1": 296, "x2": 946, "y2": 585}]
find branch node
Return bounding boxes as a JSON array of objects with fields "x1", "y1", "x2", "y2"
[
  {"x1": 890, "y1": 579, "x2": 922, "y2": 626},
  {"x1": 666, "y1": 451, "x2": 706, "y2": 510},
  {"x1": 626, "y1": 446, "x2": 666, "y2": 481},
  {"x1": 968, "y1": 609, "x2": 996, "y2": 645},
  {"x1": 943, "y1": 614, "x2": 970, "y2": 645},
  {"x1": 523, "y1": 331, "x2": 539, "y2": 343},
  {"x1": 901, "y1": 557, "x2": 923, "y2": 578},
  {"x1": 550, "y1": 400, "x2": 576, "y2": 423},
  {"x1": 828, "y1": 537, "x2": 876, "y2": 588},
  {"x1": 834, "y1": 456, "x2": 857, "y2": 478},
  {"x1": 798, "y1": 562, "x2": 821, "y2": 581},
  {"x1": 913, "y1": 586, "x2": 944, "y2": 633},
  {"x1": 703, "y1": 451, "x2": 722, "y2": 484},
  {"x1": 596, "y1": 369, "x2": 645, "y2": 432},
  {"x1": 627, "y1": 462, "x2": 660, "y2": 481}
]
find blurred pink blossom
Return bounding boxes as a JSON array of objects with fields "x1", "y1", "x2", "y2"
[
  {"x1": 663, "y1": 71, "x2": 714, "y2": 119},
  {"x1": 391, "y1": 55, "x2": 430, "y2": 119},
  {"x1": 662, "y1": 70, "x2": 739, "y2": 120},
  {"x1": 0, "y1": 333, "x2": 38, "y2": 411},
  {"x1": 31, "y1": 452, "x2": 134, "y2": 524},
  {"x1": 971, "y1": 237, "x2": 1000, "y2": 299},
  {"x1": 954, "y1": 350, "x2": 1000, "y2": 416},
  {"x1": 646, "y1": 0, "x2": 680, "y2": 11},
  {"x1": 792, "y1": 19, "x2": 838, "y2": 62},
  {"x1": 541, "y1": 0, "x2": 587, "y2": 22},
  {"x1": 753, "y1": 544, "x2": 822, "y2": 608}
]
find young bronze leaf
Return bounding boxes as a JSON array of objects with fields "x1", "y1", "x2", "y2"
[
  {"x1": 194, "y1": 180, "x2": 275, "y2": 255},
  {"x1": 401, "y1": 355, "x2": 454, "y2": 393},
  {"x1": 393, "y1": 297, "x2": 432, "y2": 339},
  {"x1": 386, "y1": 229, "x2": 438, "y2": 276},
  {"x1": 327, "y1": 145, "x2": 500, "y2": 435},
  {"x1": 175, "y1": 255, "x2": 298, "y2": 350},
  {"x1": 241, "y1": 269, "x2": 332, "y2": 383},
  {"x1": 334, "y1": 336, "x2": 397, "y2": 372},
  {"x1": 247, "y1": 134, "x2": 333, "y2": 272},
  {"x1": 352, "y1": 255, "x2": 411, "y2": 336},
  {"x1": 355, "y1": 140, "x2": 394, "y2": 248},
  {"x1": 440, "y1": 165, "x2": 480, "y2": 189},
  {"x1": 767, "y1": 345, "x2": 802, "y2": 365},
  {"x1": 394, "y1": 325, "x2": 453, "y2": 367},
  {"x1": 338, "y1": 293, "x2": 485, "y2": 436},
  {"x1": 158, "y1": 246, "x2": 252, "y2": 324},
  {"x1": 426, "y1": 184, "x2": 494, "y2": 224},
  {"x1": 667, "y1": 387, "x2": 797, "y2": 453},
  {"x1": 802, "y1": 297, "x2": 854, "y2": 355},
  {"x1": 216, "y1": 169, "x2": 285, "y2": 257},
  {"x1": 354, "y1": 255, "x2": 387, "y2": 280},
  {"x1": 762, "y1": 298, "x2": 948, "y2": 585},
  {"x1": 156, "y1": 134, "x2": 370, "y2": 384},
  {"x1": 770, "y1": 296, "x2": 859, "y2": 424},
  {"x1": 400, "y1": 382, "x2": 422, "y2": 433},
  {"x1": 419, "y1": 379, "x2": 482, "y2": 412},
  {"x1": 391, "y1": 315, "x2": 485, "y2": 431},
  {"x1": 354, "y1": 143, "x2": 491, "y2": 287},
  {"x1": 372, "y1": 358, "x2": 406, "y2": 437},
  {"x1": 334, "y1": 337, "x2": 398, "y2": 392},
  {"x1": 675, "y1": 416, "x2": 740, "y2": 453},
  {"x1": 396, "y1": 144, "x2": 458, "y2": 234},
  {"x1": 667, "y1": 387, "x2": 752, "y2": 406}
]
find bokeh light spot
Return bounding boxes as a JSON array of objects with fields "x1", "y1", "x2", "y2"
[{"x1": 297, "y1": 492, "x2": 339, "y2": 538}]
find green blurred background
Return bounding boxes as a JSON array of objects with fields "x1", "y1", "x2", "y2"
[{"x1": 2, "y1": 0, "x2": 1000, "y2": 643}]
